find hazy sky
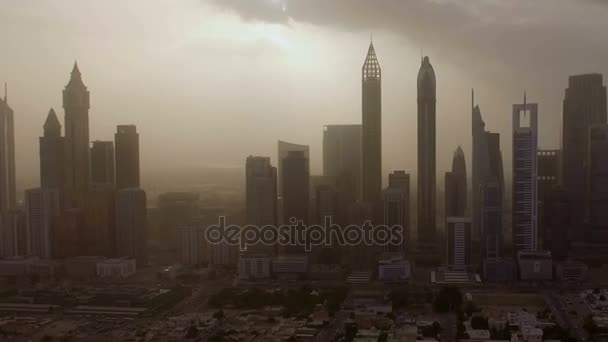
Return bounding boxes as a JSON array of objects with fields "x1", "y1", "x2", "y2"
[{"x1": 2, "y1": 0, "x2": 608, "y2": 190}]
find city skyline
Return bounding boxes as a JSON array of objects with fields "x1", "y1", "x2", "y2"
[{"x1": 3, "y1": 1, "x2": 608, "y2": 190}]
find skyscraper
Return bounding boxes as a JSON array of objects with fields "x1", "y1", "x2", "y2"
[
  {"x1": 158, "y1": 192, "x2": 200, "y2": 251},
  {"x1": 417, "y1": 56, "x2": 437, "y2": 244},
  {"x1": 115, "y1": 188, "x2": 147, "y2": 266},
  {"x1": 63, "y1": 62, "x2": 90, "y2": 194},
  {"x1": 383, "y1": 172, "x2": 410, "y2": 255},
  {"x1": 562, "y1": 74, "x2": 607, "y2": 229},
  {"x1": 537, "y1": 149, "x2": 560, "y2": 248},
  {"x1": 471, "y1": 93, "x2": 488, "y2": 241},
  {"x1": 25, "y1": 188, "x2": 60, "y2": 259},
  {"x1": 277, "y1": 140, "x2": 309, "y2": 198},
  {"x1": 445, "y1": 146, "x2": 467, "y2": 219},
  {"x1": 90, "y1": 141, "x2": 115, "y2": 188},
  {"x1": 0, "y1": 84, "x2": 16, "y2": 212},
  {"x1": 512, "y1": 98, "x2": 539, "y2": 253},
  {"x1": 543, "y1": 187, "x2": 571, "y2": 261},
  {"x1": 245, "y1": 156, "x2": 277, "y2": 255},
  {"x1": 323, "y1": 124, "x2": 362, "y2": 200},
  {"x1": 282, "y1": 150, "x2": 309, "y2": 226},
  {"x1": 588, "y1": 124, "x2": 608, "y2": 239},
  {"x1": 361, "y1": 42, "x2": 382, "y2": 218},
  {"x1": 115, "y1": 125, "x2": 140, "y2": 190},
  {"x1": 446, "y1": 217, "x2": 472, "y2": 270},
  {"x1": 39, "y1": 108, "x2": 66, "y2": 190}
]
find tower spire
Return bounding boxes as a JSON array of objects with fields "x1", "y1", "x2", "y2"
[
  {"x1": 471, "y1": 88, "x2": 474, "y2": 111},
  {"x1": 4, "y1": 82, "x2": 6, "y2": 103}
]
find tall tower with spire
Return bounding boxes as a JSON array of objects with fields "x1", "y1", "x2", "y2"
[
  {"x1": 63, "y1": 62, "x2": 90, "y2": 196},
  {"x1": 361, "y1": 41, "x2": 382, "y2": 219},
  {"x1": 417, "y1": 56, "x2": 437, "y2": 244},
  {"x1": 40, "y1": 108, "x2": 66, "y2": 189},
  {"x1": 0, "y1": 83, "x2": 16, "y2": 212}
]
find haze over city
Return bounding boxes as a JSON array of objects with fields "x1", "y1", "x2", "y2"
[{"x1": 3, "y1": 0, "x2": 608, "y2": 190}]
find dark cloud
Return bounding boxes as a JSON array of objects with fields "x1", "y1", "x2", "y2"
[{"x1": 207, "y1": 0, "x2": 608, "y2": 82}]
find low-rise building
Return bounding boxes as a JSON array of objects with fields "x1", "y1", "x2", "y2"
[
  {"x1": 65, "y1": 256, "x2": 106, "y2": 280},
  {"x1": 378, "y1": 256, "x2": 411, "y2": 283},
  {"x1": 272, "y1": 255, "x2": 308, "y2": 274},
  {"x1": 238, "y1": 254, "x2": 271, "y2": 280},
  {"x1": 96, "y1": 257, "x2": 136, "y2": 278},
  {"x1": 517, "y1": 250, "x2": 553, "y2": 281}
]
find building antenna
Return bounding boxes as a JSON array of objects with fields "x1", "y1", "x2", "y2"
[
  {"x1": 3, "y1": 82, "x2": 6, "y2": 103},
  {"x1": 471, "y1": 88, "x2": 475, "y2": 111}
]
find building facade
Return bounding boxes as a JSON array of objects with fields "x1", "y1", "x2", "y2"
[
  {"x1": 90, "y1": 141, "x2": 115, "y2": 188},
  {"x1": 512, "y1": 99, "x2": 539, "y2": 253},
  {"x1": 25, "y1": 188, "x2": 60, "y2": 259},
  {"x1": 115, "y1": 125, "x2": 140, "y2": 190},
  {"x1": 115, "y1": 188, "x2": 147, "y2": 266},
  {"x1": 417, "y1": 56, "x2": 437, "y2": 244},
  {"x1": 361, "y1": 42, "x2": 382, "y2": 220}
]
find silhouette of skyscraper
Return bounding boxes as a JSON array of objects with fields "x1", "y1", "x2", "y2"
[
  {"x1": 562, "y1": 74, "x2": 607, "y2": 231},
  {"x1": 282, "y1": 150, "x2": 309, "y2": 226},
  {"x1": 115, "y1": 125, "x2": 140, "y2": 190},
  {"x1": 471, "y1": 92, "x2": 487, "y2": 241},
  {"x1": 277, "y1": 140, "x2": 309, "y2": 198},
  {"x1": 90, "y1": 141, "x2": 115, "y2": 188},
  {"x1": 361, "y1": 41, "x2": 382, "y2": 220},
  {"x1": 446, "y1": 217, "x2": 471, "y2": 270},
  {"x1": 383, "y1": 171, "x2": 410, "y2": 256},
  {"x1": 39, "y1": 108, "x2": 66, "y2": 190},
  {"x1": 537, "y1": 149, "x2": 560, "y2": 248},
  {"x1": 0, "y1": 84, "x2": 16, "y2": 212},
  {"x1": 543, "y1": 187, "x2": 571, "y2": 261},
  {"x1": 246, "y1": 156, "x2": 277, "y2": 255},
  {"x1": 25, "y1": 188, "x2": 60, "y2": 259},
  {"x1": 445, "y1": 146, "x2": 467, "y2": 219},
  {"x1": 63, "y1": 62, "x2": 90, "y2": 194},
  {"x1": 512, "y1": 97, "x2": 539, "y2": 253},
  {"x1": 323, "y1": 124, "x2": 362, "y2": 200},
  {"x1": 417, "y1": 56, "x2": 437, "y2": 244},
  {"x1": 115, "y1": 188, "x2": 147, "y2": 266},
  {"x1": 588, "y1": 124, "x2": 608, "y2": 241}
]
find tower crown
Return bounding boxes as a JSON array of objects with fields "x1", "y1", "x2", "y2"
[
  {"x1": 417, "y1": 56, "x2": 436, "y2": 97},
  {"x1": 43, "y1": 108, "x2": 61, "y2": 137},
  {"x1": 63, "y1": 61, "x2": 90, "y2": 109},
  {"x1": 362, "y1": 42, "x2": 381, "y2": 81}
]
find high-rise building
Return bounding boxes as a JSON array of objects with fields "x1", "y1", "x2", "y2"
[
  {"x1": 83, "y1": 188, "x2": 116, "y2": 257},
  {"x1": 0, "y1": 85, "x2": 16, "y2": 212},
  {"x1": 245, "y1": 156, "x2": 277, "y2": 255},
  {"x1": 115, "y1": 188, "x2": 147, "y2": 266},
  {"x1": 90, "y1": 141, "x2": 115, "y2": 188},
  {"x1": 0, "y1": 209, "x2": 26, "y2": 257},
  {"x1": 277, "y1": 140, "x2": 309, "y2": 198},
  {"x1": 25, "y1": 188, "x2": 60, "y2": 259},
  {"x1": 562, "y1": 74, "x2": 607, "y2": 230},
  {"x1": 63, "y1": 62, "x2": 90, "y2": 194},
  {"x1": 537, "y1": 150, "x2": 560, "y2": 248},
  {"x1": 387, "y1": 170, "x2": 410, "y2": 231},
  {"x1": 446, "y1": 217, "x2": 471, "y2": 270},
  {"x1": 361, "y1": 42, "x2": 382, "y2": 219},
  {"x1": 158, "y1": 192, "x2": 199, "y2": 251},
  {"x1": 316, "y1": 184, "x2": 337, "y2": 224},
  {"x1": 384, "y1": 171, "x2": 410, "y2": 255},
  {"x1": 246, "y1": 156, "x2": 277, "y2": 226},
  {"x1": 471, "y1": 93, "x2": 488, "y2": 241},
  {"x1": 588, "y1": 124, "x2": 608, "y2": 239},
  {"x1": 179, "y1": 225, "x2": 205, "y2": 266},
  {"x1": 39, "y1": 108, "x2": 65, "y2": 190},
  {"x1": 115, "y1": 125, "x2": 140, "y2": 190},
  {"x1": 512, "y1": 98, "x2": 539, "y2": 253},
  {"x1": 282, "y1": 150, "x2": 309, "y2": 225},
  {"x1": 543, "y1": 187, "x2": 571, "y2": 261},
  {"x1": 445, "y1": 146, "x2": 467, "y2": 219},
  {"x1": 417, "y1": 56, "x2": 437, "y2": 244},
  {"x1": 323, "y1": 124, "x2": 362, "y2": 200}
]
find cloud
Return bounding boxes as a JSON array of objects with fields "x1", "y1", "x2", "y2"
[{"x1": 206, "y1": 0, "x2": 608, "y2": 82}]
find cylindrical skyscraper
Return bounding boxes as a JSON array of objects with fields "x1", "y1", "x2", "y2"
[{"x1": 417, "y1": 56, "x2": 437, "y2": 245}]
